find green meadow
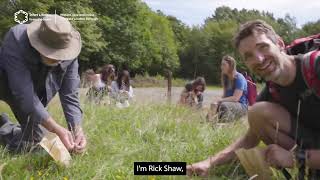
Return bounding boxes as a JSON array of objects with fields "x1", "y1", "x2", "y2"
[{"x1": 0, "y1": 92, "x2": 289, "y2": 179}]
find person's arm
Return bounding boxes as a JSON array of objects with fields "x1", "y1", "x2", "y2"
[
  {"x1": 42, "y1": 116, "x2": 75, "y2": 150},
  {"x1": 219, "y1": 76, "x2": 245, "y2": 102},
  {"x1": 179, "y1": 89, "x2": 188, "y2": 104},
  {"x1": 59, "y1": 59, "x2": 86, "y2": 153},
  {"x1": 306, "y1": 150, "x2": 320, "y2": 168},
  {"x1": 219, "y1": 89, "x2": 243, "y2": 102},
  {"x1": 59, "y1": 59, "x2": 82, "y2": 130},
  {"x1": 187, "y1": 130, "x2": 259, "y2": 176},
  {"x1": 206, "y1": 130, "x2": 259, "y2": 165},
  {"x1": 265, "y1": 144, "x2": 320, "y2": 169}
]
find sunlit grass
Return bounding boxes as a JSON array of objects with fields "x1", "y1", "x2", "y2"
[{"x1": 0, "y1": 94, "x2": 253, "y2": 179}]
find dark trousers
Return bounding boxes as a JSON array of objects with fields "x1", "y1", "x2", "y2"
[{"x1": 0, "y1": 69, "x2": 46, "y2": 152}]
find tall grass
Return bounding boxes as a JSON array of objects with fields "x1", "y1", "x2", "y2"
[{"x1": 0, "y1": 95, "x2": 250, "y2": 179}]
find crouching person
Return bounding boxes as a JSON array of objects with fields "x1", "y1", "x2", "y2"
[
  {"x1": 179, "y1": 77, "x2": 206, "y2": 109},
  {"x1": 207, "y1": 55, "x2": 248, "y2": 122},
  {"x1": 188, "y1": 20, "x2": 320, "y2": 179},
  {"x1": 0, "y1": 15, "x2": 86, "y2": 153},
  {"x1": 110, "y1": 70, "x2": 134, "y2": 108}
]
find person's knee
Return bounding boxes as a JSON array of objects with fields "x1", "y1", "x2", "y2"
[
  {"x1": 248, "y1": 101, "x2": 291, "y2": 132},
  {"x1": 218, "y1": 102, "x2": 228, "y2": 117},
  {"x1": 218, "y1": 102, "x2": 229, "y2": 112},
  {"x1": 248, "y1": 102, "x2": 274, "y2": 128}
]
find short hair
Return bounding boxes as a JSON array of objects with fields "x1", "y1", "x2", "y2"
[{"x1": 233, "y1": 19, "x2": 278, "y2": 49}]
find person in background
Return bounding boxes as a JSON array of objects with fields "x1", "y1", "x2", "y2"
[
  {"x1": 207, "y1": 55, "x2": 248, "y2": 122},
  {"x1": 99, "y1": 64, "x2": 116, "y2": 92},
  {"x1": 179, "y1": 77, "x2": 206, "y2": 109},
  {"x1": 85, "y1": 64, "x2": 115, "y2": 104},
  {"x1": 110, "y1": 70, "x2": 133, "y2": 108},
  {"x1": 85, "y1": 69, "x2": 106, "y2": 104}
]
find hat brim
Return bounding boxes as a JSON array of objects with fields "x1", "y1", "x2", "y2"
[{"x1": 27, "y1": 20, "x2": 82, "y2": 60}]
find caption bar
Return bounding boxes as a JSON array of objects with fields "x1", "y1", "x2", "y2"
[{"x1": 134, "y1": 162, "x2": 186, "y2": 175}]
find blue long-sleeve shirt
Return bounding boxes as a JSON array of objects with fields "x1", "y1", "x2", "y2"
[{"x1": 0, "y1": 24, "x2": 82, "y2": 128}]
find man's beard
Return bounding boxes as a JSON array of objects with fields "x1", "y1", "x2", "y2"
[{"x1": 262, "y1": 67, "x2": 281, "y2": 82}]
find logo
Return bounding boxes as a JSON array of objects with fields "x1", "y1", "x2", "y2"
[{"x1": 14, "y1": 10, "x2": 28, "y2": 24}]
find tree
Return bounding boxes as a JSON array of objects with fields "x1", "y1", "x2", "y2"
[{"x1": 300, "y1": 20, "x2": 320, "y2": 37}]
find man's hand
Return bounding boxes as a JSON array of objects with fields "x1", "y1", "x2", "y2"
[
  {"x1": 186, "y1": 158, "x2": 212, "y2": 177},
  {"x1": 265, "y1": 144, "x2": 294, "y2": 168},
  {"x1": 42, "y1": 117, "x2": 75, "y2": 151},
  {"x1": 73, "y1": 127, "x2": 87, "y2": 153},
  {"x1": 55, "y1": 126, "x2": 75, "y2": 151}
]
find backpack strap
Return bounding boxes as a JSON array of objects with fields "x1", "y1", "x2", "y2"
[
  {"x1": 266, "y1": 81, "x2": 281, "y2": 102},
  {"x1": 301, "y1": 50, "x2": 320, "y2": 99}
]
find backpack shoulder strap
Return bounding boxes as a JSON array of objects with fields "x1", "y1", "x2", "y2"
[
  {"x1": 301, "y1": 50, "x2": 320, "y2": 98},
  {"x1": 266, "y1": 81, "x2": 281, "y2": 102}
]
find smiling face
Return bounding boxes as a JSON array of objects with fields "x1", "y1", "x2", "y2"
[{"x1": 238, "y1": 32, "x2": 284, "y2": 81}]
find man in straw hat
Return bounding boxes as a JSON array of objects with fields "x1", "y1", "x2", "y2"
[
  {"x1": 187, "y1": 19, "x2": 320, "y2": 179},
  {"x1": 0, "y1": 14, "x2": 86, "y2": 153}
]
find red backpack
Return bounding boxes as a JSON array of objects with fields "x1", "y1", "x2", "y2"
[
  {"x1": 268, "y1": 34, "x2": 320, "y2": 101},
  {"x1": 286, "y1": 33, "x2": 320, "y2": 98},
  {"x1": 244, "y1": 74, "x2": 257, "y2": 105}
]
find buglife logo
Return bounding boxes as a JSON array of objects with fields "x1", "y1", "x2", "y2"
[{"x1": 14, "y1": 10, "x2": 28, "y2": 24}]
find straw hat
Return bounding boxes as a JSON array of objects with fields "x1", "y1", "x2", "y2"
[{"x1": 27, "y1": 14, "x2": 81, "y2": 60}]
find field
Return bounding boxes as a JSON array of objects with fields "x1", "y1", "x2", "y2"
[{"x1": 0, "y1": 87, "x2": 260, "y2": 179}]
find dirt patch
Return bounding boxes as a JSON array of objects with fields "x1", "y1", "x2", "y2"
[
  {"x1": 79, "y1": 87, "x2": 222, "y2": 108},
  {"x1": 132, "y1": 87, "x2": 222, "y2": 108}
]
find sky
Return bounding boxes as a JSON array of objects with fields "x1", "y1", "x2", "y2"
[{"x1": 142, "y1": 0, "x2": 320, "y2": 27}]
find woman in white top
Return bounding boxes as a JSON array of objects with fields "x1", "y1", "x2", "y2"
[
  {"x1": 110, "y1": 70, "x2": 133, "y2": 107},
  {"x1": 85, "y1": 70, "x2": 105, "y2": 89},
  {"x1": 85, "y1": 64, "x2": 115, "y2": 104}
]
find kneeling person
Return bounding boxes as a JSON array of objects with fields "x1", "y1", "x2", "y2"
[
  {"x1": 188, "y1": 20, "x2": 320, "y2": 179},
  {"x1": 207, "y1": 55, "x2": 248, "y2": 122},
  {"x1": 0, "y1": 15, "x2": 86, "y2": 153},
  {"x1": 179, "y1": 77, "x2": 206, "y2": 109}
]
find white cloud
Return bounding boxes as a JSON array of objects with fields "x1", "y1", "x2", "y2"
[{"x1": 142, "y1": 0, "x2": 320, "y2": 27}]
